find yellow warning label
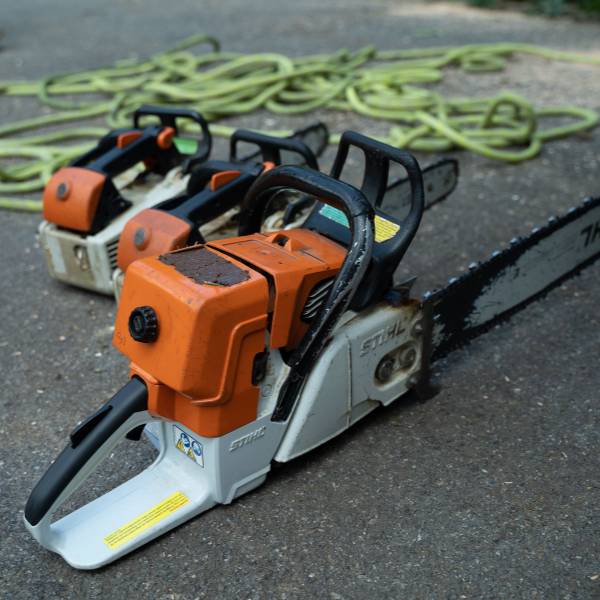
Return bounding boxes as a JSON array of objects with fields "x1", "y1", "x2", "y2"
[
  {"x1": 318, "y1": 205, "x2": 400, "y2": 244},
  {"x1": 374, "y1": 215, "x2": 400, "y2": 243},
  {"x1": 104, "y1": 491, "x2": 189, "y2": 550}
]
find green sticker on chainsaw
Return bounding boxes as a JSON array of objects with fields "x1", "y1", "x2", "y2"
[
  {"x1": 318, "y1": 205, "x2": 400, "y2": 243},
  {"x1": 173, "y1": 137, "x2": 198, "y2": 155}
]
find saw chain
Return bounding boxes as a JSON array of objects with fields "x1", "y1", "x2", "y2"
[{"x1": 424, "y1": 196, "x2": 600, "y2": 361}]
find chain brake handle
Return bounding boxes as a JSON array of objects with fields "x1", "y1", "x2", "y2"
[
  {"x1": 301, "y1": 131, "x2": 424, "y2": 310},
  {"x1": 332, "y1": 129, "x2": 424, "y2": 211},
  {"x1": 333, "y1": 132, "x2": 425, "y2": 282},
  {"x1": 133, "y1": 105, "x2": 212, "y2": 170}
]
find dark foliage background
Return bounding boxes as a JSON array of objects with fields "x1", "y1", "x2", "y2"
[{"x1": 468, "y1": 0, "x2": 600, "y2": 16}]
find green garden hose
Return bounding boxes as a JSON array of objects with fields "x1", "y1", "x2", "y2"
[{"x1": 1, "y1": 34, "x2": 599, "y2": 212}]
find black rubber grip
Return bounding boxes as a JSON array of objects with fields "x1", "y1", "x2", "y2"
[
  {"x1": 24, "y1": 377, "x2": 148, "y2": 527},
  {"x1": 230, "y1": 129, "x2": 320, "y2": 170},
  {"x1": 238, "y1": 165, "x2": 375, "y2": 421}
]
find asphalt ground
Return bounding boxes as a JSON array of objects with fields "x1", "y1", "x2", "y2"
[{"x1": 0, "y1": 1, "x2": 599, "y2": 598}]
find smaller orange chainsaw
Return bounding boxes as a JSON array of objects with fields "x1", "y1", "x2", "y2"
[
  {"x1": 38, "y1": 105, "x2": 212, "y2": 294},
  {"x1": 113, "y1": 123, "x2": 330, "y2": 297}
]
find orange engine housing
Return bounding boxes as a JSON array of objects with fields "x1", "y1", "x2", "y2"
[
  {"x1": 113, "y1": 228, "x2": 346, "y2": 437},
  {"x1": 43, "y1": 167, "x2": 107, "y2": 233},
  {"x1": 117, "y1": 208, "x2": 193, "y2": 271}
]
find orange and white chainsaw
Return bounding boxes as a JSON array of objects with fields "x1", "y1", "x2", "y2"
[
  {"x1": 24, "y1": 132, "x2": 600, "y2": 569},
  {"x1": 38, "y1": 105, "x2": 212, "y2": 295},
  {"x1": 38, "y1": 107, "x2": 331, "y2": 298}
]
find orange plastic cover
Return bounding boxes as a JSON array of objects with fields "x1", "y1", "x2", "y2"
[
  {"x1": 43, "y1": 167, "x2": 106, "y2": 233},
  {"x1": 208, "y1": 229, "x2": 346, "y2": 348},
  {"x1": 117, "y1": 131, "x2": 142, "y2": 149},
  {"x1": 114, "y1": 245, "x2": 269, "y2": 437},
  {"x1": 117, "y1": 208, "x2": 193, "y2": 272},
  {"x1": 209, "y1": 170, "x2": 241, "y2": 191},
  {"x1": 115, "y1": 229, "x2": 346, "y2": 438},
  {"x1": 157, "y1": 126, "x2": 175, "y2": 150}
]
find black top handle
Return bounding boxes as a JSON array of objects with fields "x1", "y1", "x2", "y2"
[
  {"x1": 230, "y1": 126, "x2": 324, "y2": 170},
  {"x1": 134, "y1": 105, "x2": 213, "y2": 171},
  {"x1": 239, "y1": 165, "x2": 375, "y2": 422},
  {"x1": 339, "y1": 131, "x2": 425, "y2": 296},
  {"x1": 304, "y1": 131, "x2": 425, "y2": 310}
]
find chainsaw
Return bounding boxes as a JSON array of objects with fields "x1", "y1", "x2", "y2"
[
  {"x1": 112, "y1": 126, "x2": 458, "y2": 300},
  {"x1": 37, "y1": 107, "x2": 328, "y2": 297},
  {"x1": 38, "y1": 105, "x2": 212, "y2": 294},
  {"x1": 25, "y1": 132, "x2": 600, "y2": 570}
]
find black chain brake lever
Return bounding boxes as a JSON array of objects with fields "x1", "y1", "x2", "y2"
[{"x1": 303, "y1": 131, "x2": 425, "y2": 310}]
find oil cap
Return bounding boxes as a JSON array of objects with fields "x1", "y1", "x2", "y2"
[{"x1": 128, "y1": 306, "x2": 159, "y2": 343}]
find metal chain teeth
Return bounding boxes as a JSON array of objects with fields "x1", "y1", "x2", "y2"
[{"x1": 423, "y1": 195, "x2": 600, "y2": 358}]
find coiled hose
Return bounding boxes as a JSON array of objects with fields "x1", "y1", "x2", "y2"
[{"x1": 1, "y1": 35, "x2": 598, "y2": 211}]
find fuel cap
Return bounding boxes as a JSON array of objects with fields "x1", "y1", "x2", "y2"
[{"x1": 128, "y1": 306, "x2": 159, "y2": 343}]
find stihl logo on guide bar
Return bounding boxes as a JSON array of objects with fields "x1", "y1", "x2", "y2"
[
  {"x1": 229, "y1": 427, "x2": 267, "y2": 452},
  {"x1": 581, "y1": 220, "x2": 600, "y2": 248}
]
